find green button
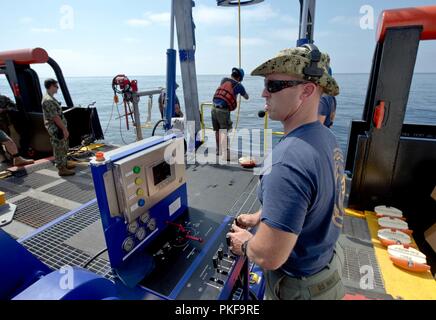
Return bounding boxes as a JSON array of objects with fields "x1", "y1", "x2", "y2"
[{"x1": 133, "y1": 166, "x2": 141, "y2": 174}]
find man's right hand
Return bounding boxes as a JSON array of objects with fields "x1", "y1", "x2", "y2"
[
  {"x1": 236, "y1": 212, "x2": 261, "y2": 229},
  {"x1": 62, "y1": 129, "x2": 70, "y2": 140}
]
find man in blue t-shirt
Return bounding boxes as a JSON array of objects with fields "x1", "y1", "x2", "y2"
[
  {"x1": 318, "y1": 94, "x2": 337, "y2": 128},
  {"x1": 227, "y1": 46, "x2": 346, "y2": 300},
  {"x1": 212, "y1": 67, "x2": 249, "y2": 158}
]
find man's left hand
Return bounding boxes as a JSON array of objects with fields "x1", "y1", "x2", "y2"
[{"x1": 227, "y1": 224, "x2": 253, "y2": 256}]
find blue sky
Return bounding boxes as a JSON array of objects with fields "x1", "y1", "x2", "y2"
[{"x1": 1, "y1": 0, "x2": 436, "y2": 76}]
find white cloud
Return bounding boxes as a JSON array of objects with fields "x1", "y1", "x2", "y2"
[
  {"x1": 193, "y1": 5, "x2": 235, "y2": 26},
  {"x1": 148, "y1": 12, "x2": 171, "y2": 24},
  {"x1": 19, "y1": 17, "x2": 33, "y2": 24},
  {"x1": 126, "y1": 19, "x2": 151, "y2": 27},
  {"x1": 193, "y1": 3, "x2": 293, "y2": 26},
  {"x1": 126, "y1": 11, "x2": 170, "y2": 28},
  {"x1": 31, "y1": 27, "x2": 56, "y2": 33},
  {"x1": 216, "y1": 36, "x2": 268, "y2": 47},
  {"x1": 243, "y1": 3, "x2": 277, "y2": 22},
  {"x1": 329, "y1": 16, "x2": 361, "y2": 27}
]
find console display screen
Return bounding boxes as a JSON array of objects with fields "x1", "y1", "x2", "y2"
[{"x1": 152, "y1": 161, "x2": 172, "y2": 186}]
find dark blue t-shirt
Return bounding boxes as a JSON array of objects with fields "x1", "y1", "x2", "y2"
[
  {"x1": 318, "y1": 95, "x2": 337, "y2": 128},
  {"x1": 257, "y1": 121, "x2": 345, "y2": 277},
  {"x1": 213, "y1": 78, "x2": 247, "y2": 109}
]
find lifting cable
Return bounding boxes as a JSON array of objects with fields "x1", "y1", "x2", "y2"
[{"x1": 231, "y1": 0, "x2": 243, "y2": 145}]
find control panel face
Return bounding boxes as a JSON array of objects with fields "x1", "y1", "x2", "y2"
[
  {"x1": 113, "y1": 138, "x2": 185, "y2": 223},
  {"x1": 139, "y1": 210, "x2": 245, "y2": 300}
]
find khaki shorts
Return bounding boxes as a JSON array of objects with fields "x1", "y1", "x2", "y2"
[
  {"x1": 264, "y1": 244, "x2": 345, "y2": 300},
  {"x1": 0, "y1": 130, "x2": 11, "y2": 143},
  {"x1": 211, "y1": 106, "x2": 232, "y2": 131}
]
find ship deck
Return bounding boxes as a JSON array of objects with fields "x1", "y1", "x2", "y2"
[{"x1": 0, "y1": 146, "x2": 434, "y2": 300}]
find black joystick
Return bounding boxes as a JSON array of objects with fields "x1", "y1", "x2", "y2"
[
  {"x1": 213, "y1": 256, "x2": 219, "y2": 269},
  {"x1": 217, "y1": 248, "x2": 224, "y2": 260},
  {"x1": 258, "y1": 110, "x2": 266, "y2": 118}
]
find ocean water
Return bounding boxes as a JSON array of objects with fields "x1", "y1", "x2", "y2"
[{"x1": 1, "y1": 74, "x2": 436, "y2": 153}]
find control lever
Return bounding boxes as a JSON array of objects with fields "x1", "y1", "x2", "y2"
[
  {"x1": 213, "y1": 256, "x2": 219, "y2": 269},
  {"x1": 217, "y1": 248, "x2": 224, "y2": 260},
  {"x1": 166, "y1": 221, "x2": 204, "y2": 243}
]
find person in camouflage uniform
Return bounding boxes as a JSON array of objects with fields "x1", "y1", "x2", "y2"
[
  {"x1": 0, "y1": 94, "x2": 16, "y2": 134},
  {"x1": 41, "y1": 79, "x2": 75, "y2": 176},
  {"x1": 0, "y1": 93, "x2": 34, "y2": 166}
]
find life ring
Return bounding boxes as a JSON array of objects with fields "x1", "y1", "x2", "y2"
[
  {"x1": 377, "y1": 229, "x2": 412, "y2": 247},
  {"x1": 388, "y1": 244, "x2": 430, "y2": 273},
  {"x1": 374, "y1": 205, "x2": 403, "y2": 218},
  {"x1": 378, "y1": 217, "x2": 411, "y2": 234},
  {"x1": 239, "y1": 157, "x2": 256, "y2": 168}
]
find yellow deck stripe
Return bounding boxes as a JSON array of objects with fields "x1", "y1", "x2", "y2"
[
  {"x1": 79, "y1": 143, "x2": 105, "y2": 151},
  {"x1": 345, "y1": 208, "x2": 366, "y2": 219},
  {"x1": 365, "y1": 211, "x2": 436, "y2": 300}
]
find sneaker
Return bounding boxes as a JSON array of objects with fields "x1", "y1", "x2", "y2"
[
  {"x1": 58, "y1": 167, "x2": 75, "y2": 176},
  {"x1": 13, "y1": 156, "x2": 35, "y2": 167}
]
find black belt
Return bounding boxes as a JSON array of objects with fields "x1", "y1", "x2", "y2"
[{"x1": 213, "y1": 104, "x2": 228, "y2": 110}]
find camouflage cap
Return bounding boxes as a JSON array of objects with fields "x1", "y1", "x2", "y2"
[{"x1": 251, "y1": 47, "x2": 339, "y2": 96}]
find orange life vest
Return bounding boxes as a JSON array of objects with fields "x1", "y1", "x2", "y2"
[{"x1": 213, "y1": 79, "x2": 238, "y2": 111}]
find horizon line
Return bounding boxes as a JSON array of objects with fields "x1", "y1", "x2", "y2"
[{"x1": 33, "y1": 72, "x2": 436, "y2": 78}]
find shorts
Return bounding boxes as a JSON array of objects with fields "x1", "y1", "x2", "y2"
[
  {"x1": 0, "y1": 130, "x2": 11, "y2": 143},
  {"x1": 211, "y1": 106, "x2": 232, "y2": 131}
]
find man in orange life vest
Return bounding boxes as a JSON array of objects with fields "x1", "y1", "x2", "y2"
[{"x1": 212, "y1": 67, "x2": 249, "y2": 158}]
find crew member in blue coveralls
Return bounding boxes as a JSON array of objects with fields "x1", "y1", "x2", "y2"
[
  {"x1": 318, "y1": 94, "x2": 337, "y2": 128},
  {"x1": 212, "y1": 67, "x2": 249, "y2": 159},
  {"x1": 227, "y1": 46, "x2": 346, "y2": 300}
]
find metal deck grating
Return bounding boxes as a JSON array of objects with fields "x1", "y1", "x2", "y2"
[
  {"x1": 340, "y1": 236, "x2": 385, "y2": 293},
  {"x1": 44, "y1": 180, "x2": 96, "y2": 204},
  {"x1": 12, "y1": 197, "x2": 70, "y2": 228},
  {"x1": 6, "y1": 172, "x2": 58, "y2": 189},
  {"x1": 0, "y1": 180, "x2": 29, "y2": 200},
  {"x1": 21, "y1": 202, "x2": 114, "y2": 279},
  {"x1": 343, "y1": 215, "x2": 371, "y2": 241},
  {"x1": 0, "y1": 187, "x2": 20, "y2": 200}
]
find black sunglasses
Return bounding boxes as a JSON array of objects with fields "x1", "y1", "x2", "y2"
[{"x1": 264, "y1": 79, "x2": 309, "y2": 93}]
